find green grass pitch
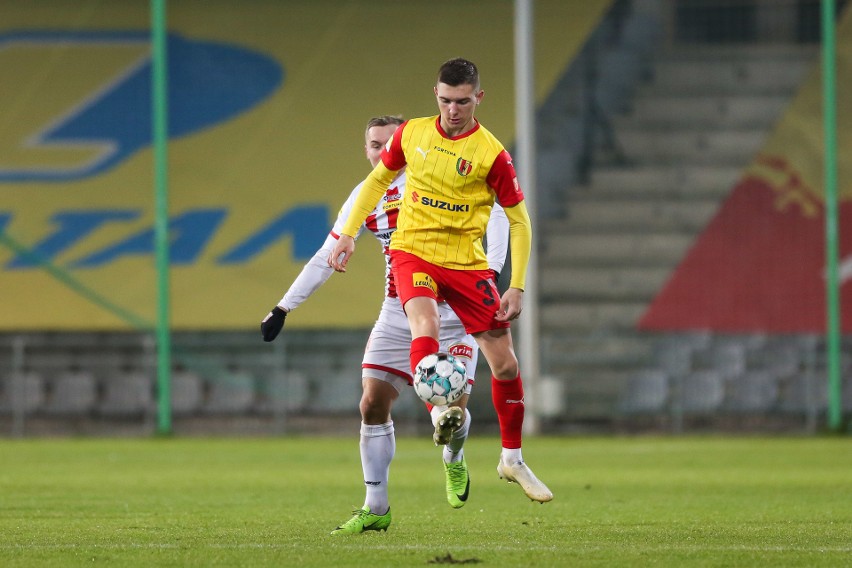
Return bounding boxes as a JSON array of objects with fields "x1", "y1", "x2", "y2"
[{"x1": 1, "y1": 435, "x2": 850, "y2": 566}]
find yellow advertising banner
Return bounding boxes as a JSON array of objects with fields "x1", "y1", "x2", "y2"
[{"x1": 0, "y1": 0, "x2": 612, "y2": 330}]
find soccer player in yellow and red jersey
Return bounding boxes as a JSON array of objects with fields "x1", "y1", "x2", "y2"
[
  {"x1": 262, "y1": 115, "x2": 510, "y2": 535},
  {"x1": 330, "y1": 58, "x2": 552, "y2": 504}
]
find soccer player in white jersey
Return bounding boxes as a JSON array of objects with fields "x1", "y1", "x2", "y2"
[{"x1": 260, "y1": 116, "x2": 508, "y2": 535}]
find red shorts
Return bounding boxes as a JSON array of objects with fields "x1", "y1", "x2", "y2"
[{"x1": 390, "y1": 249, "x2": 509, "y2": 335}]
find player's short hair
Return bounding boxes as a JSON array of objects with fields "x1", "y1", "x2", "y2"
[
  {"x1": 365, "y1": 115, "x2": 404, "y2": 132},
  {"x1": 437, "y1": 58, "x2": 480, "y2": 90}
]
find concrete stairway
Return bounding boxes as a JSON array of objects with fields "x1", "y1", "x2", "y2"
[{"x1": 539, "y1": 44, "x2": 818, "y2": 422}]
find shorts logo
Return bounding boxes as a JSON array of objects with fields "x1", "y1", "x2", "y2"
[
  {"x1": 412, "y1": 272, "x2": 437, "y2": 294},
  {"x1": 456, "y1": 158, "x2": 473, "y2": 176},
  {"x1": 448, "y1": 343, "x2": 473, "y2": 360}
]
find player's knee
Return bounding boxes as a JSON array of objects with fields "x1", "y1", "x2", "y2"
[
  {"x1": 490, "y1": 356, "x2": 519, "y2": 381},
  {"x1": 405, "y1": 301, "x2": 440, "y2": 336},
  {"x1": 411, "y1": 315, "x2": 439, "y2": 336},
  {"x1": 359, "y1": 390, "x2": 391, "y2": 423}
]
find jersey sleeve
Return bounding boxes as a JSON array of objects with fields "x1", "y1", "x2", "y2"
[
  {"x1": 485, "y1": 201, "x2": 509, "y2": 274},
  {"x1": 485, "y1": 150, "x2": 524, "y2": 207},
  {"x1": 380, "y1": 120, "x2": 408, "y2": 171},
  {"x1": 330, "y1": 182, "x2": 368, "y2": 241},
  {"x1": 278, "y1": 233, "x2": 337, "y2": 311},
  {"x1": 278, "y1": 184, "x2": 366, "y2": 311},
  {"x1": 503, "y1": 200, "x2": 532, "y2": 290}
]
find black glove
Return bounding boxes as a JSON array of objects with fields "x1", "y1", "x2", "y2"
[{"x1": 261, "y1": 306, "x2": 287, "y2": 342}]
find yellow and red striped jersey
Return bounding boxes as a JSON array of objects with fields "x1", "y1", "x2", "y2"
[{"x1": 342, "y1": 116, "x2": 523, "y2": 270}]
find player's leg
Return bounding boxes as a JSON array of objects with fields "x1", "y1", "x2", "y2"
[
  {"x1": 405, "y1": 296, "x2": 441, "y2": 371},
  {"x1": 389, "y1": 250, "x2": 442, "y2": 373},
  {"x1": 331, "y1": 376, "x2": 397, "y2": 535},
  {"x1": 439, "y1": 268, "x2": 523, "y2": 453},
  {"x1": 332, "y1": 304, "x2": 410, "y2": 535},
  {"x1": 391, "y1": 251, "x2": 478, "y2": 506},
  {"x1": 419, "y1": 324, "x2": 473, "y2": 508},
  {"x1": 475, "y1": 329, "x2": 553, "y2": 503},
  {"x1": 432, "y1": 314, "x2": 478, "y2": 506},
  {"x1": 359, "y1": 377, "x2": 398, "y2": 513},
  {"x1": 474, "y1": 327, "x2": 523, "y2": 447},
  {"x1": 433, "y1": 312, "x2": 476, "y2": 446},
  {"x1": 440, "y1": 267, "x2": 552, "y2": 503},
  {"x1": 431, "y1": 397, "x2": 471, "y2": 508},
  {"x1": 430, "y1": 398, "x2": 467, "y2": 446}
]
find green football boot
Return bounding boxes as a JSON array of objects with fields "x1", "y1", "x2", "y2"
[
  {"x1": 444, "y1": 457, "x2": 470, "y2": 508},
  {"x1": 433, "y1": 406, "x2": 464, "y2": 446},
  {"x1": 330, "y1": 506, "x2": 391, "y2": 535}
]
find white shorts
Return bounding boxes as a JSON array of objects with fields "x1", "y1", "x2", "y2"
[{"x1": 362, "y1": 297, "x2": 479, "y2": 394}]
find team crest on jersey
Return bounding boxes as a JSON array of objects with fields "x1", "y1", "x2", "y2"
[
  {"x1": 456, "y1": 158, "x2": 473, "y2": 176},
  {"x1": 412, "y1": 272, "x2": 437, "y2": 294}
]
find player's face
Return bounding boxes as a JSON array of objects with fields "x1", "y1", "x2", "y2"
[
  {"x1": 364, "y1": 124, "x2": 398, "y2": 168},
  {"x1": 434, "y1": 82, "x2": 484, "y2": 137}
]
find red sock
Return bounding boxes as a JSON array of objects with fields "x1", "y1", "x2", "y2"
[
  {"x1": 491, "y1": 374, "x2": 525, "y2": 449},
  {"x1": 410, "y1": 336, "x2": 439, "y2": 375}
]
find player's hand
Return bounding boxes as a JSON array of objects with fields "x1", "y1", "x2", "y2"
[
  {"x1": 495, "y1": 287, "x2": 523, "y2": 322},
  {"x1": 261, "y1": 306, "x2": 287, "y2": 342},
  {"x1": 328, "y1": 234, "x2": 355, "y2": 272}
]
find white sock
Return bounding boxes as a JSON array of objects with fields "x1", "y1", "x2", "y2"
[
  {"x1": 443, "y1": 408, "x2": 471, "y2": 463},
  {"x1": 501, "y1": 447, "x2": 523, "y2": 464},
  {"x1": 360, "y1": 421, "x2": 394, "y2": 515},
  {"x1": 429, "y1": 405, "x2": 446, "y2": 426}
]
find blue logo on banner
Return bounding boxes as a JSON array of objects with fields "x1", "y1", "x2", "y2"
[{"x1": 0, "y1": 31, "x2": 283, "y2": 182}]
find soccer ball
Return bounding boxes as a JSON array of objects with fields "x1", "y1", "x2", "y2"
[{"x1": 413, "y1": 352, "x2": 467, "y2": 406}]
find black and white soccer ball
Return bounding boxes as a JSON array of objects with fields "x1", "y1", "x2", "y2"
[{"x1": 413, "y1": 352, "x2": 467, "y2": 406}]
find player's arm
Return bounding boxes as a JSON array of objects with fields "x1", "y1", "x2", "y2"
[
  {"x1": 277, "y1": 234, "x2": 339, "y2": 310},
  {"x1": 502, "y1": 200, "x2": 531, "y2": 291},
  {"x1": 485, "y1": 149, "x2": 530, "y2": 321},
  {"x1": 493, "y1": 200, "x2": 531, "y2": 322},
  {"x1": 485, "y1": 150, "x2": 530, "y2": 291},
  {"x1": 327, "y1": 167, "x2": 393, "y2": 272},
  {"x1": 261, "y1": 188, "x2": 366, "y2": 341},
  {"x1": 260, "y1": 234, "x2": 337, "y2": 341},
  {"x1": 339, "y1": 162, "x2": 397, "y2": 238},
  {"x1": 485, "y1": 201, "x2": 509, "y2": 281}
]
